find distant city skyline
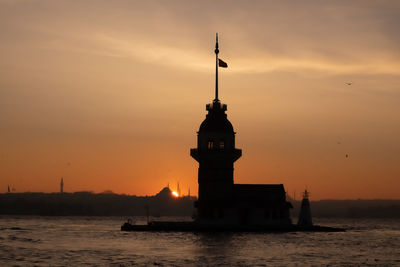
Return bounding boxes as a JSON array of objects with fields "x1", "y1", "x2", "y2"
[
  {"x1": 1, "y1": 1, "x2": 399, "y2": 200},
  {"x1": 4, "y1": 178, "x2": 191, "y2": 197}
]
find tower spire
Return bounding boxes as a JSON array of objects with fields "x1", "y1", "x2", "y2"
[{"x1": 215, "y1": 33, "x2": 219, "y2": 102}]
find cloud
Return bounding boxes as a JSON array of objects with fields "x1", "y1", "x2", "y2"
[
  {"x1": 37, "y1": 31, "x2": 400, "y2": 76},
  {"x1": 2, "y1": 0, "x2": 400, "y2": 75}
]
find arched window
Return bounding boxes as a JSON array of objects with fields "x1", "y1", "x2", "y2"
[
  {"x1": 208, "y1": 140, "x2": 214, "y2": 150},
  {"x1": 219, "y1": 140, "x2": 225, "y2": 149}
]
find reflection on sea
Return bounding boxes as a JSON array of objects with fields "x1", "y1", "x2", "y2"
[{"x1": 0, "y1": 216, "x2": 399, "y2": 266}]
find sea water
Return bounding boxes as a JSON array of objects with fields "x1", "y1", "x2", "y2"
[{"x1": 0, "y1": 216, "x2": 399, "y2": 266}]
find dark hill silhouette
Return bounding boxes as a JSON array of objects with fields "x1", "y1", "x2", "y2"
[
  {"x1": 0, "y1": 190, "x2": 196, "y2": 216},
  {"x1": 1, "y1": 191, "x2": 399, "y2": 218},
  {"x1": 290, "y1": 199, "x2": 400, "y2": 218}
]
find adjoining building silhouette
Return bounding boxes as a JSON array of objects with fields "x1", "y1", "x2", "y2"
[{"x1": 190, "y1": 34, "x2": 292, "y2": 226}]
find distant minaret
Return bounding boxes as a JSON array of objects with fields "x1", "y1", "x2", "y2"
[
  {"x1": 297, "y1": 190, "x2": 313, "y2": 227},
  {"x1": 60, "y1": 177, "x2": 64, "y2": 194},
  {"x1": 7, "y1": 185, "x2": 10, "y2": 193},
  {"x1": 188, "y1": 187, "x2": 190, "y2": 197},
  {"x1": 177, "y1": 182, "x2": 181, "y2": 197}
]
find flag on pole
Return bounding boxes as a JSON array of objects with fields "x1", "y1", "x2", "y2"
[{"x1": 218, "y1": 58, "x2": 228, "y2": 68}]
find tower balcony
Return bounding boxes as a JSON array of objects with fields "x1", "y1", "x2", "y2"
[{"x1": 190, "y1": 148, "x2": 242, "y2": 162}]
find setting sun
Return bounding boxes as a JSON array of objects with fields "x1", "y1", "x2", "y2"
[{"x1": 172, "y1": 191, "x2": 179, "y2": 197}]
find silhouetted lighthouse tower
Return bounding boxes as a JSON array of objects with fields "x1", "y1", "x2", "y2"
[
  {"x1": 191, "y1": 34, "x2": 242, "y2": 220},
  {"x1": 297, "y1": 190, "x2": 313, "y2": 227}
]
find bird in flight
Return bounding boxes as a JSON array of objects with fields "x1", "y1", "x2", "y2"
[{"x1": 345, "y1": 82, "x2": 353, "y2": 85}]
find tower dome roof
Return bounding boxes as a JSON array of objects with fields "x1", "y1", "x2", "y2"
[{"x1": 199, "y1": 101, "x2": 234, "y2": 133}]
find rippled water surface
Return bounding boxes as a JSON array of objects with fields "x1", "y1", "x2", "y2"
[{"x1": 0, "y1": 216, "x2": 399, "y2": 266}]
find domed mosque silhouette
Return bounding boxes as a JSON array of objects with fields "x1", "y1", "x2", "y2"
[{"x1": 122, "y1": 34, "x2": 344, "y2": 232}]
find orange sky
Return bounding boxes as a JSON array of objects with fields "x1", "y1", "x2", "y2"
[{"x1": 1, "y1": 0, "x2": 399, "y2": 200}]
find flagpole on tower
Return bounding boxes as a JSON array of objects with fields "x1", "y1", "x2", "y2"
[{"x1": 215, "y1": 33, "x2": 219, "y2": 102}]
